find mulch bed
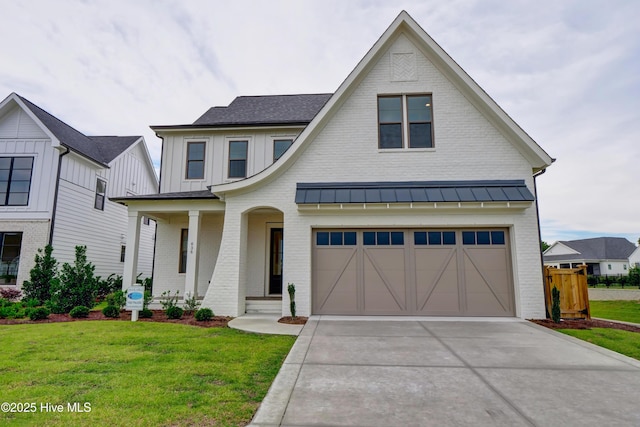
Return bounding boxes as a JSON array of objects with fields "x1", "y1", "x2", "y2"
[
  {"x1": 278, "y1": 316, "x2": 308, "y2": 325},
  {"x1": 529, "y1": 318, "x2": 640, "y2": 333},
  {"x1": 0, "y1": 310, "x2": 232, "y2": 328}
]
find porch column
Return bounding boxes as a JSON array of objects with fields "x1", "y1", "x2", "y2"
[
  {"x1": 184, "y1": 210, "x2": 201, "y2": 298},
  {"x1": 122, "y1": 211, "x2": 142, "y2": 290}
]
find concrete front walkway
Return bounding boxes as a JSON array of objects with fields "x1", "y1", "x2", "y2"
[{"x1": 251, "y1": 317, "x2": 640, "y2": 427}]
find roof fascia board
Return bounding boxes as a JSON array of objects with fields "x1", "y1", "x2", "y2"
[
  {"x1": 114, "y1": 198, "x2": 225, "y2": 213},
  {"x1": 1, "y1": 93, "x2": 61, "y2": 147},
  {"x1": 399, "y1": 20, "x2": 553, "y2": 169},
  {"x1": 211, "y1": 11, "x2": 552, "y2": 198},
  {"x1": 151, "y1": 123, "x2": 308, "y2": 132},
  {"x1": 66, "y1": 149, "x2": 108, "y2": 169}
]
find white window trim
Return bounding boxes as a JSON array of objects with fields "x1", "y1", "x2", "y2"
[
  {"x1": 224, "y1": 136, "x2": 253, "y2": 182},
  {"x1": 269, "y1": 134, "x2": 297, "y2": 163},
  {"x1": 183, "y1": 138, "x2": 209, "y2": 182}
]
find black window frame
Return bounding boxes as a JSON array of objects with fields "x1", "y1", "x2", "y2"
[
  {"x1": 179, "y1": 229, "x2": 188, "y2": 273},
  {"x1": 0, "y1": 157, "x2": 34, "y2": 206},
  {"x1": 186, "y1": 141, "x2": 206, "y2": 180},
  {"x1": 377, "y1": 94, "x2": 434, "y2": 149},
  {"x1": 120, "y1": 245, "x2": 126, "y2": 263},
  {"x1": 0, "y1": 232, "x2": 22, "y2": 279},
  {"x1": 94, "y1": 178, "x2": 107, "y2": 210},
  {"x1": 228, "y1": 140, "x2": 248, "y2": 178}
]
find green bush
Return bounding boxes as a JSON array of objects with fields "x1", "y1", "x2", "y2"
[
  {"x1": 195, "y1": 308, "x2": 214, "y2": 321},
  {"x1": 551, "y1": 286, "x2": 561, "y2": 323},
  {"x1": 69, "y1": 305, "x2": 90, "y2": 318},
  {"x1": 159, "y1": 290, "x2": 179, "y2": 310},
  {"x1": 22, "y1": 245, "x2": 58, "y2": 305},
  {"x1": 48, "y1": 246, "x2": 98, "y2": 313},
  {"x1": 96, "y1": 274, "x2": 123, "y2": 301},
  {"x1": 29, "y1": 307, "x2": 50, "y2": 321},
  {"x1": 139, "y1": 308, "x2": 153, "y2": 318},
  {"x1": 166, "y1": 306, "x2": 184, "y2": 319},
  {"x1": 102, "y1": 305, "x2": 120, "y2": 318},
  {"x1": 105, "y1": 290, "x2": 126, "y2": 309},
  {"x1": 0, "y1": 302, "x2": 27, "y2": 319},
  {"x1": 287, "y1": 283, "x2": 296, "y2": 318}
]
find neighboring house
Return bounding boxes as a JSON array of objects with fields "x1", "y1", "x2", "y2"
[
  {"x1": 117, "y1": 11, "x2": 553, "y2": 319},
  {"x1": 630, "y1": 246, "x2": 640, "y2": 268},
  {"x1": 543, "y1": 237, "x2": 636, "y2": 276},
  {"x1": 0, "y1": 93, "x2": 158, "y2": 287}
]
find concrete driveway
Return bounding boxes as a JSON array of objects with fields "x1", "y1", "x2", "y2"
[{"x1": 251, "y1": 317, "x2": 640, "y2": 427}]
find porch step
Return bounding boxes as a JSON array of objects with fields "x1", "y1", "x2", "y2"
[{"x1": 245, "y1": 299, "x2": 282, "y2": 315}]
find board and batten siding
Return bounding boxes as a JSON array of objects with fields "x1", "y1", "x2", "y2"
[
  {"x1": 0, "y1": 105, "x2": 60, "y2": 219},
  {"x1": 53, "y1": 151, "x2": 155, "y2": 279},
  {"x1": 159, "y1": 129, "x2": 302, "y2": 193}
]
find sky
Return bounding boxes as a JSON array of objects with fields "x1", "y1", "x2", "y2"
[{"x1": 0, "y1": 0, "x2": 638, "y2": 245}]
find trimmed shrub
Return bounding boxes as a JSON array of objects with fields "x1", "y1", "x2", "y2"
[
  {"x1": 49, "y1": 246, "x2": 98, "y2": 313},
  {"x1": 183, "y1": 293, "x2": 200, "y2": 314},
  {"x1": 159, "y1": 290, "x2": 179, "y2": 310},
  {"x1": 287, "y1": 283, "x2": 296, "y2": 318},
  {"x1": 102, "y1": 305, "x2": 120, "y2": 318},
  {"x1": 551, "y1": 286, "x2": 561, "y2": 323},
  {"x1": 139, "y1": 308, "x2": 153, "y2": 318},
  {"x1": 29, "y1": 307, "x2": 50, "y2": 321},
  {"x1": 69, "y1": 306, "x2": 90, "y2": 318},
  {"x1": 105, "y1": 291, "x2": 126, "y2": 310},
  {"x1": 96, "y1": 274, "x2": 122, "y2": 301},
  {"x1": 166, "y1": 306, "x2": 184, "y2": 319},
  {"x1": 22, "y1": 245, "x2": 58, "y2": 304},
  {"x1": 195, "y1": 308, "x2": 214, "y2": 321}
]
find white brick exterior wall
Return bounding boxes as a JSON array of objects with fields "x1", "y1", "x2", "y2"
[
  {"x1": 0, "y1": 220, "x2": 50, "y2": 288},
  {"x1": 199, "y1": 33, "x2": 548, "y2": 319}
]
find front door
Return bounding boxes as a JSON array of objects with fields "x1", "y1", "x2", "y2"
[{"x1": 269, "y1": 228, "x2": 283, "y2": 294}]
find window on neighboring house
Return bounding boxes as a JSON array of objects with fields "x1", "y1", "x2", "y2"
[
  {"x1": 0, "y1": 157, "x2": 34, "y2": 206},
  {"x1": 624, "y1": 264, "x2": 627, "y2": 270},
  {"x1": 228, "y1": 140, "x2": 248, "y2": 178},
  {"x1": 608, "y1": 264, "x2": 612, "y2": 270},
  {"x1": 94, "y1": 178, "x2": 106, "y2": 210},
  {"x1": 378, "y1": 94, "x2": 433, "y2": 149},
  {"x1": 179, "y1": 229, "x2": 188, "y2": 273},
  {"x1": 186, "y1": 141, "x2": 205, "y2": 179},
  {"x1": 120, "y1": 245, "x2": 126, "y2": 263},
  {"x1": 0, "y1": 232, "x2": 22, "y2": 281},
  {"x1": 273, "y1": 139, "x2": 293, "y2": 161}
]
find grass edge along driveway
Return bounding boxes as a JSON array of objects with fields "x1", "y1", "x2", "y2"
[
  {"x1": 0, "y1": 321, "x2": 295, "y2": 427},
  {"x1": 559, "y1": 300, "x2": 640, "y2": 361}
]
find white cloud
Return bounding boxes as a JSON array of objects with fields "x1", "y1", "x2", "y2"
[{"x1": 0, "y1": 0, "x2": 637, "y2": 244}]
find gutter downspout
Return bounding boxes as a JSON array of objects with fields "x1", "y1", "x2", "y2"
[
  {"x1": 533, "y1": 167, "x2": 548, "y2": 317},
  {"x1": 49, "y1": 147, "x2": 70, "y2": 246}
]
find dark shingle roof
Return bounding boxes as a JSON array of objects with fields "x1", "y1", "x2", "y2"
[
  {"x1": 18, "y1": 95, "x2": 140, "y2": 166},
  {"x1": 192, "y1": 94, "x2": 332, "y2": 126},
  {"x1": 295, "y1": 180, "x2": 535, "y2": 204},
  {"x1": 544, "y1": 237, "x2": 637, "y2": 262}
]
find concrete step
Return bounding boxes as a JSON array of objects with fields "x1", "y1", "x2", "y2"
[{"x1": 245, "y1": 299, "x2": 282, "y2": 314}]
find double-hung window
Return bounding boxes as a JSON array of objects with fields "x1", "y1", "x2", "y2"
[
  {"x1": 0, "y1": 157, "x2": 34, "y2": 206},
  {"x1": 186, "y1": 141, "x2": 205, "y2": 179},
  {"x1": 228, "y1": 140, "x2": 248, "y2": 178},
  {"x1": 378, "y1": 94, "x2": 433, "y2": 149},
  {"x1": 94, "y1": 178, "x2": 106, "y2": 210}
]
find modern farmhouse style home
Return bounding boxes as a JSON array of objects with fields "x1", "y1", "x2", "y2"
[
  {"x1": 0, "y1": 93, "x2": 158, "y2": 286},
  {"x1": 117, "y1": 11, "x2": 553, "y2": 319}
]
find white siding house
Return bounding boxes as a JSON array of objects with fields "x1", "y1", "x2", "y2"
[
  {"x1": 0, "y1": 93, "x2": 158, "y2": 287},
  {"x1": 119, "y1": 12, "x2": 553, "y2": 319},
  {"x1": 543, "y1": 237, "x2": 636, "y2": 276}
]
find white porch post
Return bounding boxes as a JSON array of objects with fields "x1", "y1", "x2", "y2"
[
  {"x1": 122, "y1": 211, "x2": 142, "y2": 290},
  {"x1": 184, "y1": 210, "x2": 201, "y2": 298}
]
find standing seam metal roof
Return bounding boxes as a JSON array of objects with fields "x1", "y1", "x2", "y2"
[{"x1": 295, "y1": 180, "x2": 535, "y2": 204}]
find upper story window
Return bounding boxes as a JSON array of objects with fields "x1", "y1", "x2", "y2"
[
  {"x1": 273, "y1": 139, "x2": 293, "y2": 161},
  {"x1": 94, "y1": 178, "x2": 106, "y2": 210},
  {"x1": 228, "y1": 140, "x2": 248, "y2": 178},
  {"x1": 186, "y1": 141, "x2": 205, "y2": 179},
  {"x1": 378, "y1": 94, "x2": 433, "y2": 149},
  {"x1": 0, "y1": 157, "x2": 34, "y2": 206}
]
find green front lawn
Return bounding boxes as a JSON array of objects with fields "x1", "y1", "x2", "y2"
[
  {"x1": 559, "y1": 328, "x2": 640, "y2": 361},
  {"x1": 590, "y1": 300, "x2": 640, "y2": 324},
  {"x1": 0, "y1": 322, "x2": 295, "y2": 426}
]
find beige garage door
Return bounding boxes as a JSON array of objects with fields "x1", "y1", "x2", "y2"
[{"x1": 312, "y1": 229, "x2": 514, "y2": 316}]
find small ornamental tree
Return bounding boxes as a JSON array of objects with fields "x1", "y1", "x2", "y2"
[
  {"x1": 22, "y1": 245, "x2": 58, "y2": 304},
  {"x1": 287, "y1": 283, "x2": 296, "y2": 318},
  {"x1": 48, "y1": 246, "x2": 98, "y2": 313},
  {"x1": 551, "y1": 286, "x2": 561, "y2": 323}
]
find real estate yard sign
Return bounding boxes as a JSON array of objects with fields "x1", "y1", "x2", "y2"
[{"x1": 126, "y1": 286, "x2": 145, "y2": 311}]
